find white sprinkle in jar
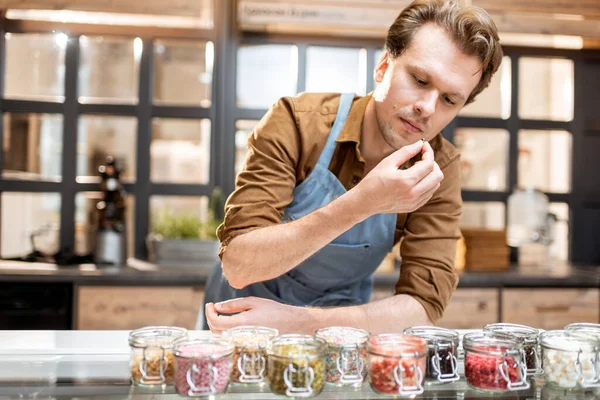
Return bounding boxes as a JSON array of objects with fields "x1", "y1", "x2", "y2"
[{"x1": 540, "y1": 330, "x2": 599, "y2": 390}]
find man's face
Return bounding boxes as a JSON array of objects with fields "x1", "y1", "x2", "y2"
[{"x1": 373, "y1": 23, "x2": 482, "y2": 149}]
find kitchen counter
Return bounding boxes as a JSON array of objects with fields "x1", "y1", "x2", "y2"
[
  {"x1": 0, "y1": 258, "x2": 597, "y2": 288},
  {"x1": 0, "y1": 330, "x2": 597, "y2": 400}
]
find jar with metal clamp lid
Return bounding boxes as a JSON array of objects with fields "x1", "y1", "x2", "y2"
[
  {"x1": 540, "y1": 330, "x2": 599, "y2": 390},
  {"x1": 463, "y1": 331, "x2": 529, "y2": 393},
  {"x1": 403, "y1": 326, "x2": 460, "y2": 384},
  {"x1": 222, "y1": 325, "x2": 278, "y2": 385},
  {"x1": 128, "y1": 326, "x2": 187, "y2": 386},
  {"x1": 484, "y1": 322, "x2": 541, "y2": 376},
  {"x1": 314, "y1": 326, "x2": 369, "y2": 387},
  {"x1": 367, "y1": 333, "x2": 427, "y2": 396},
  {"x1": 173, "y1": 336, "x2": 234, "y2": 397},
  {"x1": 267, "y1": 334, "x2": 326, "y2": 397}
]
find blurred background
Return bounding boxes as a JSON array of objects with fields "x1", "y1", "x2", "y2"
[{"x1": 0, "y1": 0, "x2": 597, "y2": 331}]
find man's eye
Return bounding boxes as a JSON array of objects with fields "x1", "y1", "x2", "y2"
[
  {"x1": 444, "y1": 96, "x2": 455, "y2": 105},
  {"x1": 414, "y1": 76, "x2": 427, "y2": 86}
]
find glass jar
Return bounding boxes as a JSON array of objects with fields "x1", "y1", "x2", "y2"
[
  {"x1": 266, "y1": 334, "x2": 326, "y2": 397},
  {"x1": 484, "y1": 322, "x2": 541, "y2": 375},
  {"x1": 173, "y1": 337, "x2": 234, "y2": 397},
  {"x1": 540, "y1": 330, "x2": 600, "y2": 389},
  {"x1": 367, "y1": 333, "x2": 427, "y2": 396},
  {"x1": 314, "y1": 326, "x2": 369, "y2": 387},
  {"x1": 128, "y1": 326, "x2": 187, "y2": 386},
  {"x1": 222, "y1": 325, "x2": 278, "y2": 385},
  {"x1": 463, "y1": 331, "x2": 529, "y2": 392},
  {"x1": 403, "y1": 326, "x2": 459, "y2": 384},
  {"x1": 565, "y1": 323, "x2": 600, "y2": 339}
]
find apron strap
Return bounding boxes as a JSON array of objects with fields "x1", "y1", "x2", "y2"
[{"x1": 315, "y1": 93, "x2": 355, "y2": 169}]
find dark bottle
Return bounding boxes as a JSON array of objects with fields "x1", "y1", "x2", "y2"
[{"x1": 95, "y1": 156, "x2": 127, "y2": 265}]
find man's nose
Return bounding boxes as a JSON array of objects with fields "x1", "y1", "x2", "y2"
[{"x1": 414, "y1": 90, "x2": 437, "y2": 117}]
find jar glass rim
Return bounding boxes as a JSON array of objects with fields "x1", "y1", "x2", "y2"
[
  {"x1": 483, "y1": 323, "x2": 539, "y2": 341},
  {"x1": 540, "y1": 330, "x2": 599, "y2": 352},
  {"x1": 128, "y1": 326, "x2": 187, "y2": 348},
  {"x1": 222, "y1": 325, "x2": 279, "y2": 348},
  {"x1": 367, "y1": 333, "x2": 427, "y2": 358},
  {"x1": 174, "y1": 337, "x2": 234, "y2": 359},
  {"x1": 314, "y1": 326, "x2": 370, "y2": 348},
  {"x1": 463, "y1": 331, "x2": 523, "y2": 356},
  {"x1": 268, "y1": 334, "x2": 326, "y2": 359},
  {"x1": 403, "y1": 326, "x2": 459, "y2": 346}
]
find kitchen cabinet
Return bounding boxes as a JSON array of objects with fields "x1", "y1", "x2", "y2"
[{"x1": 76, "y1": 285, "x2": 205, "y2": 330}]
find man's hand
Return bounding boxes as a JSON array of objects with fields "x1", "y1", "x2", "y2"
[
  {"x1": 354, "y1": 139, "x2": 443, "y2": 215},
  {"x1": 205, "y1": 297, "x2": 314, "y2": 334}
]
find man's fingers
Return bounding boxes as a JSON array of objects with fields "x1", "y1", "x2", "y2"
[
  {"x1": 384, "y1": 140, "x2": 424, "y2": 169},
  {"x1": 402, "y1": 141, "x2": 435, "y2": 183},
  {"x1": 206, "y1": 302, "x2": 249, "y2": 333},
  {"x1": 214, "y1": 296, "x2": 257, "y2": 314},
  {"x1": 409, "y1": 162, "x2": 443, "y2": 200}
]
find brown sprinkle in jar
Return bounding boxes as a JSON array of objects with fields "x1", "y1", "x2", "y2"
[{"x1": 222, "y1": 325, "x2": 278, "y2": 384}]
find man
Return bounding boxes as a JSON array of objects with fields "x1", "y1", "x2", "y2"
[{"x1": 201, "y1": 0, "x2": 503, "y2": 334}]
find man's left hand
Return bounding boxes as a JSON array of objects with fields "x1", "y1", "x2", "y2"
[{"x1": 205, "y1": 296, "x2": 314, "y2": 334}]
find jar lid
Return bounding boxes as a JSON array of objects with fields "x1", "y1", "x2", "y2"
[
  {"x1": 128, "y1": 326, "x2": 187, "y2": 348},
  {"x1": 565, "y1": 323, "x2": 600, "y2": 340},
  {"x1": 483, "y1": 323, "x2": 539, "y2": 341},
  {"x1": 174, "y1": 337, "x2": 234, "y2": 359},
  {"x1": 268, "y1": 334, "x2": 326, "y2": 360},
  {"x1": 540, "y1": 330, "x2": 599, "y2": 352},
  {"x1": 222, "y1": 325, "x2": 279, "y2": 349},
  {"x1": 462, "y1": 331, "x2": 523, "y2": 356},
  {"x1": 314, "y1": 326, "x2": 370, "y2": 348},
  {"x1": 366, "y1": 333, "x2": 427, "y2": 358},
  {"x1": 403, "y1": 326, "x2": 459, "y2": 347}
]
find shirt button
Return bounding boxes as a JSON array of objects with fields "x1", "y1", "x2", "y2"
[{"x1": 352, "y1": 176, "x2": 360, "y2": 184}]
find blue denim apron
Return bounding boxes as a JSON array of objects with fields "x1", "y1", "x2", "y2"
[{"x1": 198, "y1": 93, "x2": 396, "y2": 328}]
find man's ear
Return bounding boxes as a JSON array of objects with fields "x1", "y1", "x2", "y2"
[{"x1": 374, "y1": 51, "x2": 391, "y2": 84}]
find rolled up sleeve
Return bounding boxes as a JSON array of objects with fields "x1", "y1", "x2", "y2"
[
  {"x1": 396, "y1": 154, "x2": 462, "y2": 323},
  {"x1": 217, "y1": 98, "x2": 300, "y2": 259}
]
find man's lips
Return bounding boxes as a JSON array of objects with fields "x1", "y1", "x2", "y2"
[{"x1": 400, "y1": 117, "x2": 422, "y2": 133}]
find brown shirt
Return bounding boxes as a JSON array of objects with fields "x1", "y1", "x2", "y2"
[{"x1": 217, "y1": 92, "x2": 462, "y2": 323}]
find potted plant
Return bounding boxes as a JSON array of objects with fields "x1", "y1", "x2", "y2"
[{"x1": 147, "y1": 187, "x2": 225, "y2": 271}]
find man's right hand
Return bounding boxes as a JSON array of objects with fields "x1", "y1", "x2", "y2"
[{"x1": 354, "y1": 140, "x2": 444, "y2": 215}]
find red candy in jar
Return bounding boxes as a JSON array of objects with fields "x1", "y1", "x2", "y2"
[
  {"x1": 173, "y1": 337, "x2": 234, "y2": 397},
  {"x1": 463, "y1": 331, "x2": 529, "y2": 393},
  {"x1": 367, "y1": 333, "x2": 427, "y2": 397}
]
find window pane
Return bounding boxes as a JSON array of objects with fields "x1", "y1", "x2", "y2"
[
  {"x1": 461, "y1": 202, "x2": 505, "y2": 230},
  {"x1": 237, "y1": 45, "x2": 297, "y2": 109},
  {"x1": 150, "y1": 196, "x2": 212, "y2": 237},
  {"x1": 4, "y1": 33, "x2": 65, "y2": 101},
  {"x1": 306, "y1": 47, "x2": 366, "y2": 95},
  {"x1": 235, "y1": 120, "x2": 258, "y2": 176},
  {"x1": 3, "y1": 113, "x2": 63, "y2": 182},
  {"x1": 154, "y1": 40, "x2": 213, "y2": 107},
  {"x1": 518, "y1": 130, "x2": 571, "y2": 193},
  {"x1": 549, "y1": 203, "x2": 569, "y2": 261},
  {"x1": 79, "y1": 36, "x2": 140, "y2": 103},
  {"x1": 455, "y1": 128, "x2": 509, "y2": 191},
  {"x1": 75, "y1": 192, "x2": 135, "y2": 258},
  {"x1": 519, "y1": 57, "x2": 574, "y2": 121},
  {"x1": 459, "y1": 56, "x2": 511, "y2": 119},
  {"x1": 1, "y1": 192, "x2": 60, "y2": 258},
  {"x1": 151, "y1": 119, "x2": 211, "y2": 184},
  {"x1": 77, "y1": 116, "x2": 137, "y2": 182}
]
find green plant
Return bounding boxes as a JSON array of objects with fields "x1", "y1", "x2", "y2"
[{"x1": 152, "y1": 188, "x2": 225, "y2": 240}]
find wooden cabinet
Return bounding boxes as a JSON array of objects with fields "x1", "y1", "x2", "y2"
[
  {"x1": 76, "y1": 285, "x2": 204, "y2": 330},
  {"x1": 502, "y1": 288, "x2": 600, "y2": 329},
  {"x1": 437, "y1": 288, "x2": 499, "y2": 329}
]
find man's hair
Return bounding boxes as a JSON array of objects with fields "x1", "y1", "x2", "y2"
[{"x1": 385, "y1": 0, "x2": 503, "y2": 104}]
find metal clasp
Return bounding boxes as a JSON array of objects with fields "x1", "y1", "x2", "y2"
[
  {"x1": 499, "y1": 351, "x2": 530, "y2": 391},
  {"x1": 284, "y1": 357, "x2": 314, "y2": 397},
  {"x1": 139, "y1": 345, "x2": 168, "y2": 384},
  {"x1": 431, "y1": 342, "x2": 459, "y2": 383},
  {"x1": 237, "y1": 344, "x2": 266, "y2": 383},
  {"x1": 186, "y1": 358, "x2": 218, "y2": 397},
  {"x1": 392, "y1": 352, "x2": 424, "y2": 396},
  {"x1": 578, "y1": 348, "x2": 600, "y2": 388},
  {"x1": 336, "y1": 344, "x2": 364, "y2": 384}
]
